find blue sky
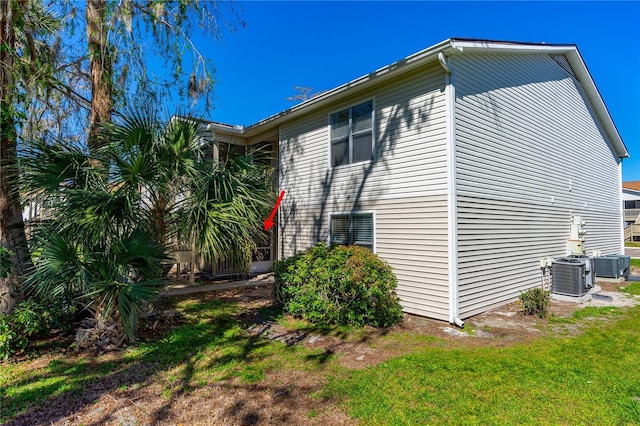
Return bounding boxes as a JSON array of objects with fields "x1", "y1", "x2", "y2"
[{"x1": 189, "y1": 1, "x2": 640, "y2": 181}]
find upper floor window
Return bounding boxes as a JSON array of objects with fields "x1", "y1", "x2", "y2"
[{"x1": 330, "y1": 100, "x2": 373, "y2": 167}]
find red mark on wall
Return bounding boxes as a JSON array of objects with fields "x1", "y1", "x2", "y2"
[{"x1": 263, "y1": 190, "x2": 285, "y2": 231}]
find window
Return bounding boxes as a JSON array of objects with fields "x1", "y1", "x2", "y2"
[
  {"x1": 330, "y1": 100, "x2": 373, "y2": 167},
  {"x1": 218, "y1": 142, "x2": 246, "y2": 160},
  {"x1": 203, "y1": 141, "x2": 246, "y2": 162},
  {"x1": 329, "y1": 213, "x2": 374, "y2": 251}
]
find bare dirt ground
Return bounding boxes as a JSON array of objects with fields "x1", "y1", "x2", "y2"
[{"x1": 6, "y1": 277, "x2": 639, "y2": 426}]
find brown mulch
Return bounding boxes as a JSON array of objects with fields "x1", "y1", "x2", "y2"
[{"x1": 4, "y1": 276, "x2": 638, "y2": 426}]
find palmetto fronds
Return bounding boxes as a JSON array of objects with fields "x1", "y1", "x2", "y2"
[
  {"x1": 177, "y1": 153, "x2": 273, "y2": 270},
  {"x1": 22, "y1": 109, "x2": 273, "y2": 340}
]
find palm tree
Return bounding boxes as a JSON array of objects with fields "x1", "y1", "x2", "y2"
[
  {"x1": 1, "y1": 0, "x2": 59, "y2": 313},
  {"x1": 21, "y1": 108, "x2": 274, "y2": 342}
]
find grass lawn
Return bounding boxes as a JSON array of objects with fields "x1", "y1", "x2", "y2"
[
  {"x1": 326, "y1": 305, "x2": 640, "y2": 425},
  {"x1": 625, "y1": 241, "x2": 640, "y2": 248},
  {"x1": 1, "y1": 287, "x2": 640, "y2": 424},
  {"x1": 622, "y1": 281, "x2": 640, "y2": 295}
]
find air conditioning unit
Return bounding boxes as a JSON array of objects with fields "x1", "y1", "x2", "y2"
[
  {"x1": 595, "y1": 255, "x2": 630, "y2": 279},
  {"x1": 618, "y1": 255, "x2": 631, "y2": 278},
  {"x1": 568, "y1": 255, "x2": 595, "y2": 288},
  {"x1": 552, "y1": 258, "x2": 587, "y2": 296}
]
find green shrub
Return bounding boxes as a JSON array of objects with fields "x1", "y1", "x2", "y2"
[
  {"x1": 12, "y1": 300, "x2": 59, "y2": 338},
  {"x1": 519, "y1": 288, "x2": 551, "y2": 318},
  {"x1": 273, "y1": 243, "x2": 403, "y2": 328},
  {"x1": 0, "y1": 315, "x2": 27, "y2": 360},
  {"x1": 0, "y1": 299, "x2": 76, "y2": 360},
  {"x1": 16, "y1": 298, "x2": 76, "y2": 335}
]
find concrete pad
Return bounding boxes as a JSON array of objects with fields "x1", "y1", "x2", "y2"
[
  {"x1": 586, "y1": 290, "x2": 639, "y2": 308},
  {"x1": 551, "y1": 284, "x2": 638, "y2": 309},
  {"x1": 551, "y1": 285, "x2": 601, "y2": 303},
  {"x1": 162, "y1": 273, "x2": 274, "y2": 296},
  {"x1": 624, "y1": 247, "x2": 640, "y2": 258},
  {"x1": 596, "y1": 277, "x2": 626, "y2": 284}
]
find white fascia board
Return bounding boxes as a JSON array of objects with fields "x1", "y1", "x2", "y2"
[
  {"x1": 201, "y1": 122, "x2": 249, "y2": 148},
  {"x1": 206, "y1": 122, "x2": 245, "y2": 135},
  {"x1": 451, "y1": 39, "x2": 575, "y2": 54}
]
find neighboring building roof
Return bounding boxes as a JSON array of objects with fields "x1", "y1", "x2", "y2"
[
  {"x1": 206, "y1": 38, "x2": 628, "y2": 158},
  {"x1": 623, "y1": 181, "x2": 640, "y2": 191},
  {"x1": 623, "y1": 188, "x2": 640, "y2": 201}
]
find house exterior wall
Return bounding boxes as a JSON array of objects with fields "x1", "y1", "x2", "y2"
[
  {"x1": 278, "y1": 63, "x2": 452, "y2": 320},
  {"x1": 451, "y1": 52, "x2": 623, "y2": 317}
]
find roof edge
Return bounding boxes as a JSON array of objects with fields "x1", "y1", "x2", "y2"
[
  {"x1": 564, "y1": 49, "x2": 628, "y2": 158},
  {"x1": 206, "y1": 38, "x2": 628, "y2": 159},
  {"x1": 238, "y1": 38, "x2": 457, "y2": 136},
  {"x1": 451, "y1": 38, "x2": 576, "y2": 53}
]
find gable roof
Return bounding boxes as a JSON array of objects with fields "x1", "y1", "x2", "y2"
[
  {"x1": 623, "y1": 181, "x2": 640, "y2": 191},
  {"x1": 207, "y1": 38, "x2": 628, "y2": 158}
]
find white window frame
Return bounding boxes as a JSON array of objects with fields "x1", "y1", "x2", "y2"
[
  {"x1": 327, "y1": 99, "x2": 375, "y2": 168},
  {"x1": 327, "y1": 211, "x2": 376, "y2": 253}
]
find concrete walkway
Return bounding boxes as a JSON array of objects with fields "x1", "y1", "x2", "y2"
[
  {"x1": 162, "y1": 273, "x2": 274, "y2": 297},
  {"x1": 624, "y1": 247, "x2": 640, "y2": 258}
]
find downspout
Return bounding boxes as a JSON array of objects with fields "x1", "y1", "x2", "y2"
[
  {"x1": 618, "y1": 160, "x2": 625, "y2": 256},
  {"x1": 278, "y1": 125, "x2": 284, "y2": 261},
  {"x1": 438, "y1": 52, "x2": 464, "y2": 328}
]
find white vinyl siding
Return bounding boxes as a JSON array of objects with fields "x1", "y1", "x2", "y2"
[
  {"x1": 279, "y1": 63, "x2": 450, "y2": 320},
  {"x1": 452, "y1": 53, "x2": 623, "y2": 317},
  {"x1": 280, "y1": 64, "x2": 449, "y2": 205}
]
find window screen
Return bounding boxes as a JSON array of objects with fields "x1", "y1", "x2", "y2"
[
  {"x1": 352, "y1": 214, "x2": 374, "y2": 250},
  {"x1": 330, "y1": 213, "x2": 374, "y2": 250},
  {"x1": 331, "y1": 138, "x2": 349, "y2": 167},
  {"x1": 352, "y1": 132, "x2": 373, "y2": 163},
  {"x1": 330, "y1": 215, "x2": 350, "y2": 245}
]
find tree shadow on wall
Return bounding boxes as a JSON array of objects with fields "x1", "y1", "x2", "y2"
[{"x1": 310, "y1": 94, "x2": 437, "y2": 242}]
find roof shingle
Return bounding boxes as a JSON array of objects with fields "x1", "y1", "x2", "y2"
[{"x1": 623, "y1": 181, "x2": 640, "y2": 191}]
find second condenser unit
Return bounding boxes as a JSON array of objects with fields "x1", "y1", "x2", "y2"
[{"x1": 594, "y1": 254, "x2": 630, "y2": 279}]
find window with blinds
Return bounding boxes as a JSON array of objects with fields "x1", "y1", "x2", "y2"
[
  {"x1": 329, "y1": 213, "x2": 374, "y2": 250},
  {"x1": 330, "y1": 215, "x2": 350, "y2": 245}
]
